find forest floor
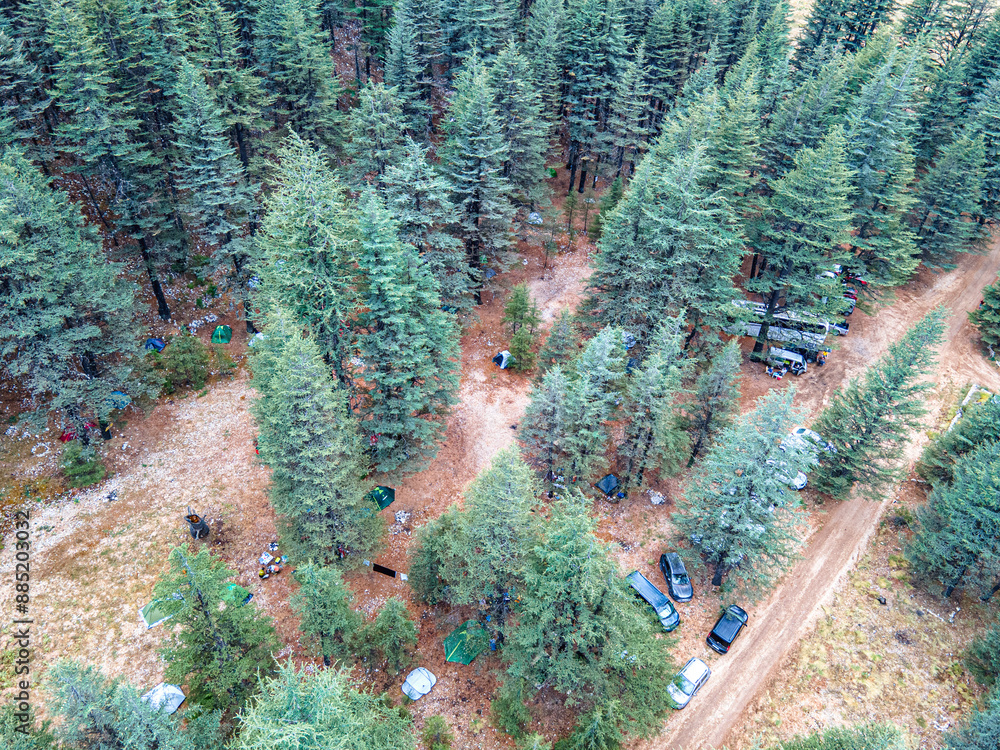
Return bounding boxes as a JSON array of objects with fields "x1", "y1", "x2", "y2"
[{"x1": 1, "y1": 181, "x2": 999, "y2": 750}]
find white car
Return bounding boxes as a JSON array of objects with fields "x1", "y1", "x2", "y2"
[
  {"x1": 766, "y1": 459, "x2": 808, "y2": 490},
  {"x1": 782, "y1": 427, "x2": 836, "y2": 456},
  {"x1": 668, "y1": 658, "x2": 711, "y2": 709}
]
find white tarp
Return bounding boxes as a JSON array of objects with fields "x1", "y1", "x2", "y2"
[
  {"x1": 401, "y1": 667, "x2": 437, "y2": 701},
  {"x1": 142, "y1": 683, "x2": 186, "y2": 714}
]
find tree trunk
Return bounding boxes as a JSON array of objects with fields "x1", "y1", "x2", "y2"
[
  {"x1": 711, "y1": 562, "x2": 725, "y2": 587},
  {"x1": 577, "y1": 157, "x2": 588, "y2": 193},
  {"x1": 567, "y1": 146, "x2": 578, "y2": 196},
  {"x1": 139, "y1": 237, "x2": 171, "y2": 320}
]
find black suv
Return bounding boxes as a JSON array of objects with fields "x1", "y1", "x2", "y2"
[
  {"x1": 706, "y1": 605, "x2": 748, "y2": 654},
  {"x1": 626, "y1": 571, "x2": 680, "y2": 632}
]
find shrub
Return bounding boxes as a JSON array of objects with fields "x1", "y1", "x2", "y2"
[
  {"x1": 422, "y1": 715, "x2": 454, "y2": 750},
  {"x1": 966, "y1": 616, "x2": 1000, "y2": 688},
  {"x1": 502, "y1": 284, "x2": 541, "y2": 335},
  {"x1": 211, "y1": 345, "x2": 237, "y2": 379},
  {"x1": 159, "y1": 333, "x2": 210, "y2": 393},
  {"x1": 60, "y1": 442, "x2": 106, "y2": 488},
  {"x1": 492, "y1": 680, "x2": 531, "y2": 738},
  {"x1": 509, "y1": 328, "x2": 537, "y2": 373},
  {"x1": 359, "y1": 597, "x2": 418, "y2": 675}
]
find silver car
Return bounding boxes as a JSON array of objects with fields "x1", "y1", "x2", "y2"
[
  {"x1": 766, "y1": 458, "x2": 808, "y2": 490},
  {"x1": 667, "y1": 657, "x2": 711, "y2": 709}
]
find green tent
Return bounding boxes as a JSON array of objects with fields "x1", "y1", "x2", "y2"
[
  {"x1": 211, "y1": 325, "x2": 233, "y2": 344},
  {"x1": 367, "y1": 486, "x2": 396, "y2": 510},
  {"x1": 222, "y1": 583, "x2": 251, "y2": 607},
  {"x1": 139, "y1": 594, "x2": 184, "y2": 629},
  {"x1": 443, "y1": 620, "x2": 488, "y2": 665}
]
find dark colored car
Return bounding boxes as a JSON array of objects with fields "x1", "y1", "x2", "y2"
[
  {"x1": 626, "y1": 571, "x2": 680, "y2": 632},
  {"x1": 706, "y1": 605, "x2": 749, "y2": 654},
  {"x1": 659, "y1": 553, "x2": 693, "y2": 602}
]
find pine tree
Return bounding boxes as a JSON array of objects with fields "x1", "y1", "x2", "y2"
[
  {"x1": 917, "y1": 395, "x2": 1000, "y2": 484},
  {"x1": 812, "y1": 310, "x2": 947, "y2": 499},
  {"x1": 426, "y1": 448, "x2": 541, "y2": 639},
  {"x1": 913, "y1": 134, "x2": 988, "y2": 269},
  {"x1": 44, "y1": 660, "x2": 221, "y2": 750},
  {"x1": 439, "y1": 53, "x2": 514, "y2": 295},
  {"x1": 843, "y1": 48, "x2": 921, "y2": 291},
  {"x1": 0, "y1": 146, "x2": 145, "y2": 431},
  {"x1": 503, "y1": 284, "x2": 542, "y2": 335},
  {"x1": 255, "y1": 133, "x2": 356, "y2": 380},
  {"x1": 504, "y1": 493, "x2": 675, "y2": 731},
  {"x1": 618, "y1": 318, "x2": 689, "y2": 488},
  {"x1": 970, "y1": 274, "x2": 1000, "y2": 349},
  {"x1": 255, "y1": 0, "x2": 342, "y2": 150},
  {"x1": 795, "y1": 0, "x2": 848, "y2": 64},
  {"x1": 251, "y1": 322, "x2": 383, "y2": 563},
  {"x1": 444, "y1": 0, "x2": 516, "y2": 62},
  {"x1": 384, "y1": 0, "x2": 435, "y2": 134},
  {"x1": 172, "y1": 58, "x2": 256, "y2": 330},
  {"x1": 747, "y1": 126, "x2": 854, "y2": 351},
  {"x1": 45, "y1": 0, "x2": 174, "y2": 320},
  {"x1": 381, "y1": 138, "x2": 473, "y2": 307},
  {"x1": 535, "y1": 309, "x2": 581, "y2": 378},
  {"x1": 603, "y1": 42, "x2": 651, "y2": 179},
  {"x1": 900, "y1": 0, "x2": 947, "y2": 42},
  {"x1": 519, "y1": 365, "x2": 572, "y2": 490},
  {"x1": 183, "y1": 0, "x2": 270, "y2": 170},
  {"x1": 354, "y1": 191, "x2": 461, "y2": 474},
  {"x1": 708, "y1": 66, "x2": 761, "y2": 215},
  {"x1": 672, "y1": 388, "x2": 811, "y2": 588},
  {"x1": 154, "y1": 545, "x2": 279, "y2": 713},
  {"x1": 234, "y1": 664, "x2": 415, "y2": 750},
  {"x1": 906, "y1": 440, "x2": 1000, "y2": 600},
  {"x1": 943, "y1": 693, "x2": 1000, "y2": 750},
  {"x1": 0, "y1": 24, "x2": 49, "y2": 156},
  {"x1": 962, "y1": 9, "x2": 1000, "y2": 97},
  {"x1": 588, "y1": 176, "x2": 624, "y2": 241},
  {"x1": 291, "y1": 562, "x2": 364, "y2": 666},
  {"x1": 522, "y1": 0, "x2": 565, "y2": 116},
  {"x1": 772, "y1": 724, "x2": 907, "y2": 750},
  {"x1": 345, "y1": 82, "x2": 408, "y2": 187},
  {"x1": 644, "y1": 0, "x2": 694, "y2": 112},
  {"x1": 682, "y1": 339, "x2": 742, "y2": 462},
  {"x1": 361, "y1": 597, "x2": 419, "y2": 673},
  {"x1": 587, "y1": 140, "x2": 745, "y2": 351},
  {"x1": 489, "y1": 41, "x2": 551, "y2": 205},
  {"x1": 966, "y1": 615, "x2": 1000, "y2": 687},
  {"x1": 967, "y1": 77, "x2": 1000, "y2": 223}
]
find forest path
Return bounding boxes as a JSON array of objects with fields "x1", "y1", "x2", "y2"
[{"x1": 647, "y1": 239, "x2": 1000, "y2": 750}]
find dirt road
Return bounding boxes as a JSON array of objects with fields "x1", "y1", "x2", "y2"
[{"x1": 649, "y1": 241, "x2": 1000, "y2": 750}]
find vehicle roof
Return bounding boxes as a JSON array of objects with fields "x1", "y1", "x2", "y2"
[
  {"x1": 712, "y1": 606, "x2": 748, "y2": 639},
  {"x1": 664, "y1": 552, "x2": 686, "y2": 573},
  {"x1": 681, "y1": 658, "x2": 710, "y2": 681},
  {"x1": 627, "y1": 571, "x2": 669, "y2": 607}
]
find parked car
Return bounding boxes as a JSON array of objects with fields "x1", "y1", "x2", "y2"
[
  {"x1": 830, "y1": 319, "x2": 850, "y2": 336},
  {"x1": 659, "y1": 553, "x2": 693, "y2": 602},
  {"x1": 766, "y1": 458, "x2": 807, "y2": 490},
  {"x1": 707, "y1": 605, "x2": 749, "y2": 654},
  {"x1": 783, "y1": 426, "x2": 836, "y2": 456},
  {"x1": 667, "y1": 658, "x2": 711, "y2": 709},
  {"x1": 626, "y1": 571, "x2": 680, "y2": 632}
]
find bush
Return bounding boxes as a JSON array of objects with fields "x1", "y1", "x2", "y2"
[
  {"x1": 503, "y1": 284, "x2": 541, "y2": 335},
  {"x1": 158, "y1": 333, "x2": 210, "y2": 393},
  {"x1": 969, "y1": 275, "x2": 1000, "y2": 349},
  {"x1": 509, "y1": 328, "x2": 537, "y2": 373},
  {"x1": 211, "y1": 345, "x2": 237, "y2": 379},
  {"x1": 359, "y1": 597, "x2": 418, "y2": 675},
  {"x1": 492, "y1": 680, "x2": 531, "y2": 738},
  {"x1": 60, "y1": 442, "x2": 106, "y2": 488},
  {"x1": 966, "y1": 616, "x2": 1000, "y2": 688},
  {"x1": 422, "y1": 715, "x2": 454, "y2": 750}
]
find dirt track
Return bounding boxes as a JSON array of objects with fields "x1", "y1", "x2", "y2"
[{"x1": 648, "y1": 240, "x2": 1000, "y2": 750}]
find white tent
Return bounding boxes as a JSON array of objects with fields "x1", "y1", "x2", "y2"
[
  {"x1": 141, "y1": 683, "x2": 186, "y2": 715},
  {"x1": 401, "y1": 668, "x2": 436, "y2": 701}
]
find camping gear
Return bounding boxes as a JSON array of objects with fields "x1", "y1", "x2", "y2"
[
  {"x1": 595, "y1": 474, "x2": 621, "y2": 497},
  {"x1": 484, "y1": 268, "x2": 497, "y2": 280},
  {"x1": 140, "y1": 594, "x2": 183, "y2": 629},
  {"x1": 443, "y1": 620, "x2": 488, "y2": 665},
  {"x1": 401, "y1": 668, "x2": 437, "y2": 700},
  {"x1": 492, "y1": 350, "x2": 511, "y2": 369},
  {"x1": 211, "y1": 325, "x2": 232, "y2": 344},
  {"x1": 248, "y1": 332, "x2": 266, "y2": 347},
  {"x1": 107, "y1": 391, "x2": 131, "y2": 410},
  {"x1": 144, "y1": 338, "x2": 166, "y2": 352},
  {"x1": 625, "y1": 357, "x2": 640, "y2": 375},
  {"x1": 142, "y1": 683, "x2": 186, "y2": 715},
  {"x1": 766, "y1": 347, "x2": 806, "y2": 375},
  {"x1": 258, "y1": 552, "x2": 274, "y2": 565},
  {"x1": 185, "y1": 507, "x2": 210, "y2": 539},
  {"x1": 367, "y1": 485, "x2": 396, "y2": 510},
  {"x1": 622, "y1": 331, "x2": 637, "y2": 350}
]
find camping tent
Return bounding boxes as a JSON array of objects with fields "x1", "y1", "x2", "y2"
[
  {"x1": 139, "y1": 594, "x2": 183, "y2": 629},
  {"x1": 142, "y1": 683, "x2": 186, "y2": 714},
  {"x1": 367, "y1": 486, "x2": 396, "y2": 510},
  {"x1": 595, "y1": 474, "x2": 620, "y2": 496},
  {"x1": 223, "y1": 583, "x2": 252, "y2": 607},
  {"x1": 107, "y1": 391, "x2": 131, "y2": 410},
  {"x1": 401, "y1": 668, "x2": 437, "y2": 700},
  {"x1": 211, "y1": 325, "x2": 233, "y2": 344},
  {"x1": 443, "y1": 620, "x2": 488, "y2": 665},
  {"x1": 144, "y1": 338, "x2": 166, "y2": 352}
]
